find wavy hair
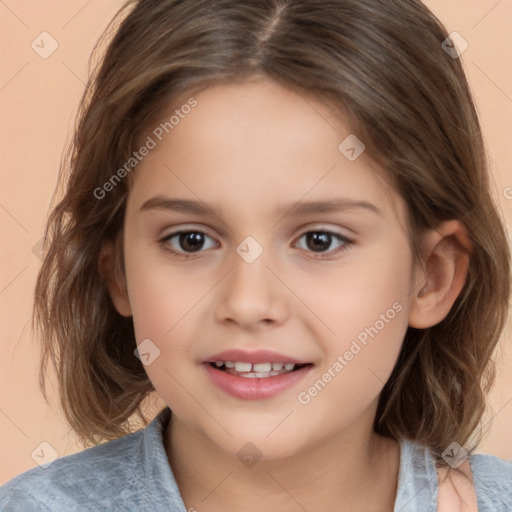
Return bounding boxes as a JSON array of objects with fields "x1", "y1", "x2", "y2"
[{"x1": 34, "y1": 0, "x2": 510, "y2": 462}]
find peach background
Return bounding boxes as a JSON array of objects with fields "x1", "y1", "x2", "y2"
[{"x1": 1, "y1": 0, "x2": 511, "y2": 484}]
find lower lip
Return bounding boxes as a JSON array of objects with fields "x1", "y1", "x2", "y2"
[{"x1": 203, "y1": 363, "x2": 312, "y2": 400}]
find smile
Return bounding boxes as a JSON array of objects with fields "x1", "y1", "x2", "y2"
[{"x1": 211, "y1": 361, "x2": 304, "y2": 378}]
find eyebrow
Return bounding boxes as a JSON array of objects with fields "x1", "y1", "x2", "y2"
[{"x1": 139, "y1": 195, "x2": 382, "y2": 217}]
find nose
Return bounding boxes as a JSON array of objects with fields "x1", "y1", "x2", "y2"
[{"x1": 214, "y1": 253, "x2": 290, "y2": 331}]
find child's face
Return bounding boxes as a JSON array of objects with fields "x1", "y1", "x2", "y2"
[{"x1": 118, "y1": 79, "x2": 419, "y2": 458}]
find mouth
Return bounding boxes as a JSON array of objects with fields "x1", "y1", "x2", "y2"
[
  {"x1": 202, "y1": 350, "x2": 314, "y2": 400},
  {"x1": 208, "y1": 361, "x2": 311, "y2": 378}
]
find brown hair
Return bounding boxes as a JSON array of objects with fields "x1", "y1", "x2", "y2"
[{"x1": 34, "y1": 0, "x2": 510, "y2": 462}]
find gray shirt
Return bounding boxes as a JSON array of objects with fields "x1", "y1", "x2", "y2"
[{"x1": 1, "y1": 407, "x2": 511, "y2": 511}]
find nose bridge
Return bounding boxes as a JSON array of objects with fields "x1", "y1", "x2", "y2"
[
  {"x1": 229, "y1": 250, "x2": 270, "y2": 294},
  {"x1": 215, "y1": 241, "x2": 289, "y2": 328}
]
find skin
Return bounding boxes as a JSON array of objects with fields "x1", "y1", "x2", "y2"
[{"x1": 103, "y1": 77, "x2": 472, "y2": 512}]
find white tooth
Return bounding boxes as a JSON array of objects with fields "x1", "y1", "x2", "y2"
[
  {"x1": 215, "y1": 361, "x2": 223, "y2": 367},
  {"x1": 253, "y1": 362, "x2": 272, "y2": 372},
  {"x1": 284, "y1": 363, "x2": 295, "y2": 371},
  {"x1": 234, "y1": 362, "x2": 252, "y2": 372},
  {"x1": 271, "y1": 362, "x2": 284, "y2": 371},
  {"x1": 238, "y1": 370, "x2": 281, "y2": 379},
  {"x1": 225, "y1": 361, "x2": 235, "y2": 368}
]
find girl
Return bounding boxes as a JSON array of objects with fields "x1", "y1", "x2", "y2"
[{"x1": 1, "y1": 0, "x2": 511, "y2": 510}]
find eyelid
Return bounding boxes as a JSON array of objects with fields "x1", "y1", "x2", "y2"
[
  {"x1": 293, "y1": 229, "x2": 353, "y2": 255},
  {"x1": 292, "y1": 222, "x2": 355, "y2": 241},
  {"x1": 160, "y1": 229, "x2": 219, "y2": 252},
  {"x1": 159, "y1": 224, "x2": 352, "y2": 242},
  {"x1": 158, "y1": 224, "x2": 355, "y2": 259},
  {"x1": 159, "y1": 223, "x2": 218, "y2": 239},
  {"x1": 298, "y1": 229, "x2": 352, "y2": 242},
  {"x1": 295, "y1": 220, "x2": 359, "y2": 238}
]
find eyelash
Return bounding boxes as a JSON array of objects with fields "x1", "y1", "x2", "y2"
[{"x1": 158, "y1": 229, "x2": 353, "y2": 260}]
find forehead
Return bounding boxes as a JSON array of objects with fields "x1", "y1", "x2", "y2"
[{"x1": 127, "y1": 79, "x2": 406, "y2": 226}]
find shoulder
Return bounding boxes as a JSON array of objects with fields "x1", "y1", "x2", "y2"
[
  {"x1": 436, "y1": 450, "x2": 512, "y2": 512},
  {"x1": 0, "y1": 407, "x2": 183, "y2": 512},
  {"x1": 470, "y1": 452, "x2": 512, "y2": 512},
  {"x1": 395, "y1": 439, "x2": 512, "y2": 512},
  {"x1": 0, "y1": 429, "x2": 147, "y2": 512}
]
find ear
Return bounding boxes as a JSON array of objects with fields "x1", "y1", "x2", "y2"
[
  {"x1": 98, "y1": 241, "x2": 132, "y2": 317},
  {"x1": 408, "y1": 220, "x2": 472, "y2": 329}
]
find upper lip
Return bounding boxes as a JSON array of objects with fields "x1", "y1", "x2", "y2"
[{"x1": 204, "y1": 349, "x2": 310, "y2": 365}]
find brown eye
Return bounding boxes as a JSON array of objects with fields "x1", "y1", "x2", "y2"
[
  {"x1": 161, "y1": 231, "x2": 217, "y2": 254},
  {"x1": 178, "y1": 232, "x2": 206, "y2": 252},
  {"x1": 296, "y1": 231, "x2": 351, "y2": 255},
  {"x1": 305, "y1": 232, "x2": 331, "y2": 252}
]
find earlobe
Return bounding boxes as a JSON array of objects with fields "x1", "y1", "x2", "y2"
[
  {"x1": 98, "y1": 242, "x2": 132, "y2": 317},
  {"x1": 408, "y1": 220, "x2": 472, "y2": 329}
]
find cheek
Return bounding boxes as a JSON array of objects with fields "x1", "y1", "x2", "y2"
[
  {"x1": 124, "y1": 242, "x2": 210, "y2": 341},
  {"x1": 296, "y1": 234, "x2": 413, "y2": 402},
  {"x1": 123, "y1": 254, "x2": 213, "y2": 418},
  {"x1": 123, "y1": 245, "x2": 220, "y2": 390},
  {"x1": 304, "y1": 235, "x2": 413, "y2": 345},
  {"x1": 295, "y1": 273, "x2": 410, "y2": 428}
]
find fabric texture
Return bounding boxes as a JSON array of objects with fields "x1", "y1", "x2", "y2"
[{"x1": 2, "y1": 407, "x2": 511, "y2": 511}]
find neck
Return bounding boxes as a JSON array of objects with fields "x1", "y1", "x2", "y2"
[{"x1": 166, "y1": 411, "x2": 400, "y2": 512}]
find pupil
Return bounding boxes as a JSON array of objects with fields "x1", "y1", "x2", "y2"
[
  {"x1": 307, "y1": 232, "x2": 331, "y2": 252},
  {"x1": 180, "y1": 232, "x2": 204, "y2": 252}
]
